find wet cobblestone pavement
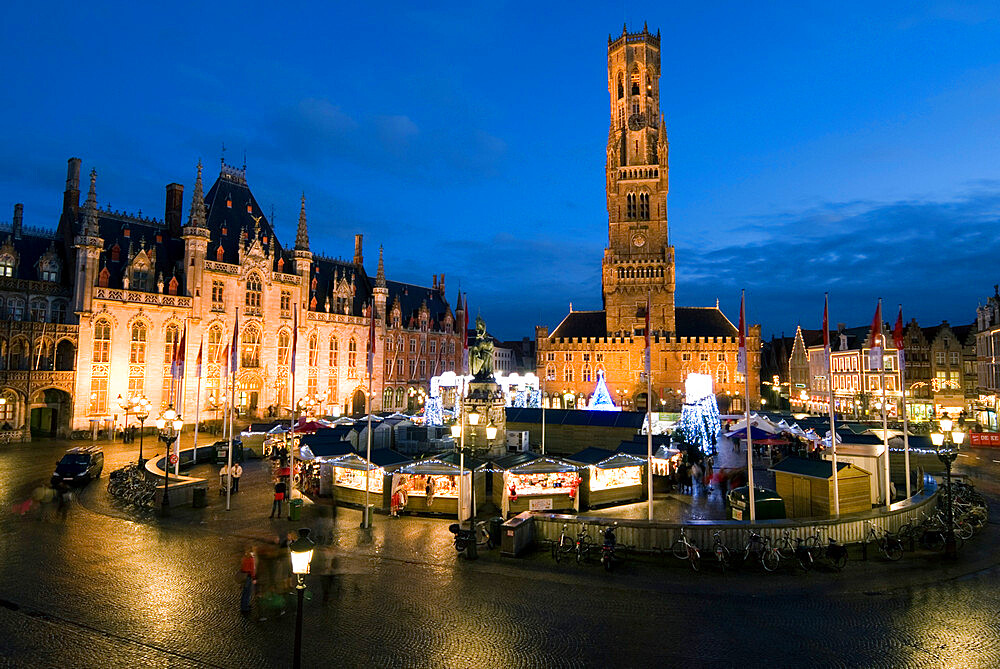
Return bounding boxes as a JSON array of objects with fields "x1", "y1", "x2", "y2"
[{"x1": 2, "y1": 437, "x2": 1000, "y2": 667}]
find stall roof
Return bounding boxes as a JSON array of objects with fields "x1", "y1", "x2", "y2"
[
  {"x1": 299, "y1": 427, "x2": 353, "y2": 446},
  {"x1": 504, "y1": 456, "x2": 579, "y2": 474},
  {"x1": 615, "y1": 441, "x2": 679, "y2": 460},
  {"x1": 505, "y1": 407, "x2": 645, "y2": 429},
  {"x1": 368, "y1": 448, "x2": 412, "y2": 468},
  {"x1": 300, "y1": 442, "x2": 354, "y2": 460},
  {"x1": 244, "y1": 422, "x2": 283, "y2": 434},
  {"x1": 889, "y1": 434, "x2": 936, "y2": 451},
  {"x1": 398, "y1": 458, "x2": 468, "y2": 475},
  {"x1": 769, "y1": 457, "x2": 852, "y2": 480},
  {"x1": 492, "y1": 452, "x2": 540, "y2": 470},
  {"x1": 569, "y1": 448, "x2": 646, "y2": 469},
  {"x1": 433, "y1": 451, "x2": 487, "y2": 470},
  {"x1": 567, "y1": 447, "x2": 618, "y2": 465}
]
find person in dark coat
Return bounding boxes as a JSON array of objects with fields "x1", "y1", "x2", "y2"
[{"x1": 270, "y1": 480, "x2": 287, "y2": 518}]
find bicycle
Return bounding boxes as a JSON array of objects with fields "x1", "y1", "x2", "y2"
[
  {"x1": 670, "y1": 528, "x2": 701, "y2": 571},
  {"x1": 552, "y1": 524, "x2": 575, "y2": 563},
  {"x1": 864, "y1": 521, "x2": 903, "y2": 561},
  {"x1": 575, "y1": 524, "x2": 594, "y2": 565},
  {"x1": 711, "y1": 531, "x2": 731, "y2": 573}
]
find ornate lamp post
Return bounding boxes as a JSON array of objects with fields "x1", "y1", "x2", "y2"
[
  {"x1": 930, "y1": 416, "x2": 965, "y2": 559},
  {"x1": 117, "y1": 394, "x2": 133, "y2": 443},
  {"x1": 155, "y1": 406, "x2": 183, "y2": 516},
  {"x1": 289, "y1": 528, "x2": 315, "y2": 669},
  {"x1": 135, "y1": 396, "x2": 151, "y2": 464}
]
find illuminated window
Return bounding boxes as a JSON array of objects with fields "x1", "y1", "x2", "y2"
[
  {"x1": 208, "y1": 325, "x2": 223, "y2": 363},
  {"x1": 212, "y1": 281, "x2": 224, "y2": 308},
  {"x1": 130, "y1": 321, "x2": 147, "y2": 364},
  {"x1": 564, "y1": 366, "x2": 574, "y2": 382},
  {"x1": 348, "y1": 338, "x2": 357, "y2": 372},
  {"x1": 308, "y1": 333, "x2": 318, "y2": 366},
  {"x1": 241, "y1": 324, "x2": 261, "y2": 368},
  {"x1": 278, "y1": 330, "x2": 290, "y2": 366},
  {"x1": 93, "y1": 319, "x2": 111, "y2": 363},
  {"x1": 245, "y1": 273, "x2": 262, "y2": 310},
  {"x1": 329, "y1": 337, "x2": 338, "y2": 367},
  {"x1": 164, "y1": 324, "x2": 179, "y2": 364}
]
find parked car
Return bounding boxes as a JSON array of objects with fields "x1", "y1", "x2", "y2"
[
  {"x1": 51, "y1": 446, "x2": 104, "y2": 487},
  {"x1": 214, "y1": 438, "x2": 244, "y2": 464}
]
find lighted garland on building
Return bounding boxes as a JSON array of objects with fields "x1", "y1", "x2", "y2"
[{"x1": 676, "y1": 395, "x2": 721, "y2": 454}]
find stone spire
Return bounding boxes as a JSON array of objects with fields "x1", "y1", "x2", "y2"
[
  {"x1": 295, "y1": 193, "x2": 309, "y2": 251},
  {"x1": 82, "y1": 168, "x2": 100, "y2": 236},
  {"x1": 376, "y1": 245, "x2": 386, "y2": 288},
  {"x1": 187, "y1": 160, "x2": 207, "y2": 228},
  {"x1": 657, "y1": 118, "x2": 669, "y2": 166}
]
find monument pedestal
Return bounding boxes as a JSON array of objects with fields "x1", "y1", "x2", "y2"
[{"x1": 462, "y1": 378, "x2": 506, "y2": 458}]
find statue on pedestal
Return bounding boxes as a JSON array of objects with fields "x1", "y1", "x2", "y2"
[{"x1": 469, "y1": 315, "x2": 494, "y2": 381}]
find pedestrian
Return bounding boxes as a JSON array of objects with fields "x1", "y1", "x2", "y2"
[
  {"x1": 704, "y1": 455, "x2": 714, "y2": 492},
  {"x1": 270, "y1": 479, "x2": 287, "y2": 518},
  {"x1": 56, "y1": 482, "x2": 71, "y2": 520},
  {"x1": 315, "y1": 544, "x2": 337, "y2": 604},
  {"x1": 232, "y1": 462, "x2": 243, "y2": 493},
  {"x1": 219, "y1": 463, "x2": 230, "y2": 494},
  {"x1": 691, "y1": 461, "x2": 703, "y2": 494},
  {"x1": 732, "y1": 435, "x2": 740, "y2": 453},
  {"x1": 239, "y1": 548, "x2": 257, "y2": 615}
]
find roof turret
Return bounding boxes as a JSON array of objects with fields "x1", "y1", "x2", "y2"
[{"x1": 295, "y1": 192, "x2": 309, "y2": 251}]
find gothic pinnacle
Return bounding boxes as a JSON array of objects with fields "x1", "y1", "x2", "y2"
[
  {"x1": 376, "y1": 245, "x2": 386, "y2": 288},
  {"x1": 82, "y1": 168, "x2": 99, "y2": 235},
  {"x1": 295, "y1": 192, "x2": 310, "y2": 251},
  {"x1": 187, "y1": 160, "x2": 206, "y2": 227}
]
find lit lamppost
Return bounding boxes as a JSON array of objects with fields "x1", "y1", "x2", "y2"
[
  {"x1": 118, "y1": 394, "x2": 133, "y2": 443},
  {"x1": 930, "y1": 416, "x2": 965, "y2": 559},
  {"x1": 135, "y1": 396, "x2": 151, "y2": 464},
  {"x1": 289, "y1": 527, "x2": 315, "y2": 669},
  {"x1": 207, "y1": 392, "x2": 222, "y2": 435},
  {"x1": 155, "y1": 406, "x2": 183, "y2": 516}
]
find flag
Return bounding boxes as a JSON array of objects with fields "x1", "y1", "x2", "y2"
[
  {"x1": 195, "y1": 339, "x2": 203, "y2": 378},
  {"x1": 176, "y1": 324, "x2": 186, "y2": 379},
  {"x1": 644, "y1": 293, "x2": 651, "y2": 374},
  {"x1": 367, "y1": 299, "x2": 376, "y2": 377},
  {"x1": 290, "y1": 304, "x2": 298, "y2": 377},
  {"x1": 894, "y1": 304, "x2": 905, "y2": 373},
  {"x1": 868, "y1": 300, "x2": 883, "y2": 371},
  {"x1": 230, "y1": 309, "x2": 240, "y2": 377},
  {"x1": 462, "y1": 293, "x2": 470, "y2": 375},
  {"x1": 823, "y1": 293, "x2": 830, "y2": 373},
  {"x1": 737, "y1": 291, "x2": 747, "y2": 375},
  {"x1": 221, "y1": 344, "x2": 229, "y2": 376}
]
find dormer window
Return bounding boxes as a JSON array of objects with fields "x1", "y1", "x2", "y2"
[
  {"x1": 168, "y1": 276, "x2": 179, "y2": 295},
  {"x1": 246, "y1": 204, "x2": 252, "y2": 213},
  {"x1": 131, "y1": 260, "x2": 149, "y2": 290},
  {"x1": 277, "y1": 257, "x2": 284, "y2": 272},
  {"x1": 110, "y1": 244, "x2": 121, "y2": 262},
  {"x1": 0, "y1": 255, "x2": 14, "y2": 278},
  {"x1": 98, "y1": 267, "x2": 110, "y2": 288},
  {"x1": 226, "y1": 198, "x2": 232, "y2": 209},
  {"x1": 40, "y1": 268, "x2": 58, "y2": 282},
  {"x1": 123, "y1": 227, "x2": 130, "y2": 238},
  {"x1": 216, "y1": 245, "x2": 225, "y2": 261}
]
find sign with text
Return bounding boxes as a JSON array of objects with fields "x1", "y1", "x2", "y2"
[
  {"x1": 969, "y1": 433, "x2": 1000, "y2": 448},
  {"x1": 528, "y1": 498, "x2": 553, "y2": 511}
]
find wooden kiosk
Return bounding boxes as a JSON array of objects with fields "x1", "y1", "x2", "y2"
[
  {"x1": 493, "y1": 453, "x2": 581, "y2": 518},
  {"x1": 770, "y1": 456, "x2": 872, "y2": 517},
  {"x1": 568, "y1": 447, "x2": 646, "y2": 509},
  {"x1": 393, "y1": 456, "x2": 487, "y2": 517}
]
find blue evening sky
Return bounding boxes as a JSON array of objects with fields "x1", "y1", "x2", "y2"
[{"x1": 2, "y1": 2, "x2": 1000, "y2": 340}]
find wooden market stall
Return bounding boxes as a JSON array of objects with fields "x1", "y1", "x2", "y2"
[
  {"x1": 769, "y1": 456, "x2": 872, "y2": 518},
  {"x1": 493, "y1": 453, "x2": 581, "y2": 518},
  {"x1": 567, "y1": 447, "x2": 646, "y2": 509},
  {"x1": 392, "y1": 455, "x2": 486, "y2": 517},
  {"x1": 315, "y1": 448, "x2": 411, "y2": 509}
]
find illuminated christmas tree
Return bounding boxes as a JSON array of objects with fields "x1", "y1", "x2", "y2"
[{"x1": 588, "y1": 370, "x2": 619, "y2": 411}]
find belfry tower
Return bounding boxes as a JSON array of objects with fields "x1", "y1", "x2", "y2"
[{"x1": 602, "y1": 23, "x2": 675, "y2": 336}]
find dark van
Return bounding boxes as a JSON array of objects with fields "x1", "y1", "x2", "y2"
[{"x1": 51, "y1": 446, "x2": 104, "y2": 487}]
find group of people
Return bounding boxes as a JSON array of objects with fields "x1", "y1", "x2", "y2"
[{"x1": 218, "y1": 462, "x2": 243, "y2": 493}]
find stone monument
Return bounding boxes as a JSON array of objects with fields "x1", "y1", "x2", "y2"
[{"x1": 461, "y1": 315, "x2": 506, "y2": 456}]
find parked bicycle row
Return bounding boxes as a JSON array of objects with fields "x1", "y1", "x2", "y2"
[{"x1": 107, "y1": 463, "x2": 156, "y2": 510}]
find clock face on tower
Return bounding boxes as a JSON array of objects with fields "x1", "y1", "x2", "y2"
[
  {"x1": 628, "y1": 112, "x2": 645, "y2": 131},
  {"x1": 632, "y1": 233, "x2": 646, "y2": 248}
]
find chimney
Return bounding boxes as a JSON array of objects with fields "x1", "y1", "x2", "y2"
[
  {"x1": 12, "y1": 204, "x2": 23, "y2": 240},
  {"x1": 837, "y1": 322, "x2": 845, "y2": 332},
  {"x1": 58, "y1": 157, "x2": 82, "y2": 250},
  {"x1": 354, "y1": 234, "x2": 363, "y2": 266},
  {"x1": 438, "y1": 273, "x2": 445, "y2": 295},
  {"x1": 165, "y1": 183, "x2": 184, "y2": 236},
  {"x1": 432, "y1": 274, "x2": 437, "y2": 289}
]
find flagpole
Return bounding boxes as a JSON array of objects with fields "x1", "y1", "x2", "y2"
[
  {"x1": 175, "y1": 322, "x2": 187, "y2": 476},
  {"x1": 193, "y1": 335, "x2": 202, "y2": 459},
  {"x1": 896, "y1": 305, "x2": 911, "y2": 498},
  {"x1": 364, "y1": 299, "x2": 374, "y2": 529},
  {"x1": 741, "y1": 290, "x2": 756, "y2": 523},
  {"x1": 878, "y1": 299, "x2": 890, "y2": 508},
  {"x1": 226, "y1": 308, "x2": 239, "y2": 512},
  {"x1": 288, "y1": 306, "x2": 297, "y2": 521},
  {"x1": 541, "y1": 372, "x2": 546, "y2": 455},
  {"x1": 646, "y1": 290, "x2": 653, "y2": 522},
  {"x1": 825, "y1": 293, "x2": 839, "y2": 516}
]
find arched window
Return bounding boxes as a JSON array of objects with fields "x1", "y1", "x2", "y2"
[
  {"x1": 0, "y1": 390, "x2": 15, "y2": 421},
  {"x1": 582, "y1": 364, "x2": 592, "y2": 383},
  {"x1": 395, "y1": 387, "x2": 405, "y2": 407},
  {"x1": 617, "y1": 72, "x2": 624, "y2": 99},
  {"x1": 348, "y1": 338, "x2": 357, "y2": 371},
  {"x1": 245, "y1": 273, "x2": 262, "y2": 310},
  {"x1": 33, "y1": 338, "x2": 54, "y2": 370},
  {"x1": 277, "y1": 330, "x2": 291, "y2": 366},
  {"x1": 383, "y1": 388, "x2": 393, "y2": 407},
  {"x1": 241, "y1": 324, "x2": 261, "y2": 368},
  {"x1": 10, "y1": 338, "x2": 28, "y2": 370},
  {"x1": 7, "y1": 297, "x2": 24, "y2": 321},
  {"x1": 51, "y1": 300, "x2": 67, "y2": 324},
  {"x1": 308, "y1": 333, "x2": 318, "y2": 366},
  {"x1": 716, "y1": 364, "x2": 729, "y2": 385},
  {"x1": 329, "y1": 337, "x2": 338, "y2": 367},
  {"x1": 563, "y1": 366, "x2": 574, "y2": 382},
  {"x1": 93, "y1": 319, "x2": 111, "y2": 363},
  {"x1": 639, "y1": 193, "x2": 650, "y2": 220},
  {"x1": 208, "y1": 325, "x2": 223, "y2": 363},
  {"x1": 164, "y1": 324, "x2": 179, "y2": 364},
  {"x1": 29, "y1": 299, "x2": 47, "y2": 322},
  {"x1": 546, "y1": 364, "x2": 556, "y2": 381},
  {"x1": 631, "y1": 69, "x2": 640, "y2": 96},
  {"x1": 626, "y1": 192, "x2": 636, "y2": 220},
  {"x1": 130, "y1": 321, "x2": 147, "y2": 364}
]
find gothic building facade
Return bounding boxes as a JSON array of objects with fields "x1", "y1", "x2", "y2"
[
  {"x1": 535, "y1": 24, "x2": 761, "y2": 413},
  {"x1": 0, "y1": 158, "x2": 464, "y2": 438}
]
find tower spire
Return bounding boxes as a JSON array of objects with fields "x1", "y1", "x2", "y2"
[
  {"x1": 82, "y1": 168, "x2": 99, "y2": 235},
  {"x1": 187, "y1": 160, "x2": 207, "y2": 227},
  {"x1": 376, "y1": 245, "x2": 386, "y2": 288},
  {"x1": 295, "y1": 192, "x2": 310, "y2": 251}
]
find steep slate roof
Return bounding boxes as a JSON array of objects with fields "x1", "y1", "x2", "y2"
[
  {"x1": 674, "y1": 307, "x2": 738, "y2": 338},
  {"x1": 203, "y1": 166, "x2": 288, "y2": 272},
  {"x1": 386, "y1": 279, "x2": 453, "y2": 330},
  {"x1": 549, "y1": 310, "x2": 606, "y2": 339},
  {"x1": 96, "y1": 212, "x2": 187, "y2": 292}
]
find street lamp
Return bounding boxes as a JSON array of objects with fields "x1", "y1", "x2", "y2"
[
  {"x1": 155, "y1": 406, "x2": 183, "y2": 515},
  {"x1": 135, "y1": 396, "x2": 151, "y2": 464},
  {"x1": 930, "y1": 416, "x2": 965, "y2": 559},
  {"x1": 289, "y1": 528, "x2": 315, "y2": 669}
]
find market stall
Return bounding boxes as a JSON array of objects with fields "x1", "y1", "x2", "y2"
[
  {"x1": 567, "y1": 447, "x2": 646, "y2": 509},
  {"x1": 313, "y1": 448, "x2": 411, "y2": 508},
  {"x1": 493, "y1": 453, "x2": 581, "y2": 517},
  {"x1": 297, "y1": 441, "x2": 354, "y2": 497},
  {"x1": 393, "y1": 456, "x2": 486, "y2": 517}
]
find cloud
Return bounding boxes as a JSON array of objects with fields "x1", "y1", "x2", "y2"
[{"x1": 676, "y1": 187, "x2": 1000, "y2": 335}]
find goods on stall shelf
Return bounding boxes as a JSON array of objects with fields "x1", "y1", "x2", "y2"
[{"x1": 591, "y1": 465, "x2": 642, "y2": 490}]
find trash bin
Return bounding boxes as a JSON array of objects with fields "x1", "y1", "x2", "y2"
[
  {"x1": 500, "y1": 511, "x2": 534, "y2": 557},
  {"x1": 192, "y1": 486, "x2": 207, "y2": 508},
  {"x1": 488, "y1": 516, "x2": 504, "y2": 548},
  {"x1": 289, "y1": 497, "x2": 303, "y2": 521}
]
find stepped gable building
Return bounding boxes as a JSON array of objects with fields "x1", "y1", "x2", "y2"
[
  {"x1": 535, "y1": 24, "x2": 761, "y2": 413},
  {"x1": 0, "y1": 157, "x2": 463, "y2": 438}
]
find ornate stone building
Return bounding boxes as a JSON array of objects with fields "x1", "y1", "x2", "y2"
[
  {"x1": 1, "y1": 157, "x2": 464, "y2": 437},
  {"x1": 535, "y1": 24, "x2": 761, "y2": 413}
]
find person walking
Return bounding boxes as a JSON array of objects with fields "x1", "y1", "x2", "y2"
[
  {"x1": 239, "y1": 547, "x2": 257, "y2": 615},
  {"x1": 219, "y1": 463, "x2": 230, "y2": 494},
  {"x1": 232, "y1": 462, "x2": 243, "y2": 493},
  {"x1": 270, "y1": 479, "x2": 287, "y2": 518}
]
